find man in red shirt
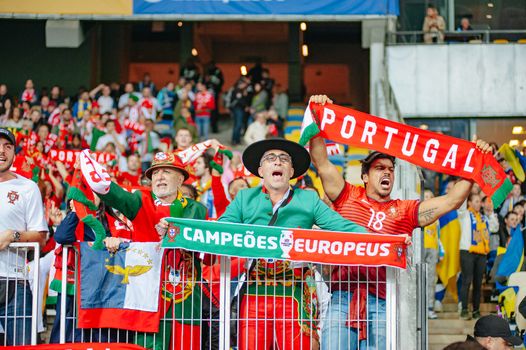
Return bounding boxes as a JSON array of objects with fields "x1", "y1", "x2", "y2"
[
  {"x1": 117, "y1": 153, "x2": 141, "y2": 187},
  {"x1": 308, "y1": 95, "x2": 492, "y2": 349}
]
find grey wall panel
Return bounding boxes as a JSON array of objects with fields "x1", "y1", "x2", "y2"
[
  {"x1": 387, "y1": 46, "x2": 417, "y2": 115},
  {"x1": 448, "y1": 45, "x2": 483, "y2": 116},
  {"x1": 387, "y1": 44, "x2": 526, "y2": 117},
  {"x1": 415, "y1": 45, "x2": 448, "y2": 115},
  {"x1": 515, "y1": 45, "x2": 526, "y2": 114},
  {"x1": 482, "y1": 45, "x2": 515, "y2": 115}
]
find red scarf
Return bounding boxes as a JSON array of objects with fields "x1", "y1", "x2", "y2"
[{"x1": 301, "y1": 103, "x2": 512, "y2": 207}]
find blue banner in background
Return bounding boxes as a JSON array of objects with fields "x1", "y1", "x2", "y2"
[{"x1": 133, "y1": 0, "x2": 399, "y2": 16}]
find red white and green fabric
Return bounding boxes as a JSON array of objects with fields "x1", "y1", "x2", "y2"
[
  {"x1": 162, "y1": 218, "x2": 408, "y2": 268},
  {"x1": 300, "y1": 102, "x2": 512, "y2": 207}
]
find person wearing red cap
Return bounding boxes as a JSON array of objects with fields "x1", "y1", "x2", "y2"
[{"x1": 79, "y1": 150, "x2": 207, "y2": 349}]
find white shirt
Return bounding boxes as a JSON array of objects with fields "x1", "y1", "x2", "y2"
[
  {"x1": 0, "y1": 174, "x2": 48, "y2": 279},
  {"x1": 95, "y1": 132, "x2": 127, "y2": 152},
  {"x1": 97, "y1": 96, "x2": 114, "y2": 114}
]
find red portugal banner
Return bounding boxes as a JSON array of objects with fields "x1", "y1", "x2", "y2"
[{"x1": 300, "y1": 102, "x2": 512, "y2": 207}]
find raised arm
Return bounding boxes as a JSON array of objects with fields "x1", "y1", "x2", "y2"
[
  {"x1": 99, "y1": 182, "x2": 143, "y2": 221},
  {"x1": 417, "y1": 138, "x2": 492, "y2": 227},
  {"x1": 310, "y1": 136, "x2": 346, "y2": 201},
  {"x1": 307, "y1": 95, "x2": 345, "y2": 201},
  {"x1": 418, "y1": 179, "x2": 472, "y2": 227}
]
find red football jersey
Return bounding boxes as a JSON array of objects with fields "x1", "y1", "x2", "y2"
[
  {"x1": 333, "y1": 183, "x2": 419, "y2": 235},
  {"x1": 331, "y1": 182, "x2": 420, "y2": 298}
]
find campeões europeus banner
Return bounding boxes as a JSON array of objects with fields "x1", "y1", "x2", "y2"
[
  {"x1": 162, "y1": 218, "x2": 408, "y2": 269},
  {"x1": 300, "y1": 103, "x2": 512, "y2": 208}
]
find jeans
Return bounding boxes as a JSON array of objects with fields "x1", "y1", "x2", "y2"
[
  {"x1": 196, "y1": 116, "x2": 210, "y2": 140},
  {"x1": 460, "y1": 250, "x2": 487, "y2": 311},
  {"x1": 321, "y1": 291, "x2": 386, "y2": 350},
  {"x1": 0, "y1": 281, "x2": 32, "y2": 346},
  {"x1": 230, "y1": 107, "x2": 244, "y2": 144}
]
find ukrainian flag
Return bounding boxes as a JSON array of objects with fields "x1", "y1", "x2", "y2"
[
  {"x1": 436, "y1": 210, "x2": 461, "y2": 301},
  {"x1": 496, "y1": 226, "x2": 525, "y2": 281}
]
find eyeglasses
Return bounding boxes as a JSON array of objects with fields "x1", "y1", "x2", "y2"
[{"x1": 261, "y1": 153, "x2": 292, "y2": 164}]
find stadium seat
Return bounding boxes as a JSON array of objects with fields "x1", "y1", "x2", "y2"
[
  {"x1": 493, "y1": 39, "x2": 509, "y2": 44},
  {"x1": 518, "y1": 39, "x2": 526, "y2": 44},
  {"x1": 468, "y1": 39, "x2": 482, "y2": 44}
]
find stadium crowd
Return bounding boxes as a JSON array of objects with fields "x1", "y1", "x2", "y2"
[{"x1": 0, "y1": 69, "x2": 525, "y2": 350}]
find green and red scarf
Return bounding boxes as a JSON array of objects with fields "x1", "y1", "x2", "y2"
[
  {"x1": 300, "y1": 103, "x2": 512, "y2": 207},
  {"x1": 163, "y1": 218, "x2": 408, "y2": 268}
]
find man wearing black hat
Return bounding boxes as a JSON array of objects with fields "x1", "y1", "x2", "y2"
[
  {"x1": 467, "y1": 314, "x2": 522, "y2": 349},
  {"x1": 0, "y1": 128, "x2": 48, "y2": 345},
  {"x1": 308, "y1": 95, "x2": 492, "y2": 349},
  {"x1": 218, "y1": 138, "x2": 370, "y2": 349}
]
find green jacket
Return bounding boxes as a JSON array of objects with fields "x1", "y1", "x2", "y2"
[
  {"x1": 99, "y1": 182, "x2": 206, "y2": 241},
  {"x1": 218, "y1": 186, "x2": 367, "y2": 297},
  {"x1": 219, "y1": 186, "x2": 367, "y2": 232}
]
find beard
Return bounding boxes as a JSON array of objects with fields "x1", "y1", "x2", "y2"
[
  {"x1": 153, "y1": 185, "x2": 177, "y2": 200},
  {"x1": 0, "y1": 156, "x2": 14, "y2": 173}
]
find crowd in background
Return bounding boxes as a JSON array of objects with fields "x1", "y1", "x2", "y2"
[{"x1": 1, "y1": 68, "x2": 526, "y2": 348}]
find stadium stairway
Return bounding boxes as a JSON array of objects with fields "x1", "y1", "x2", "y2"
[{"x1": 429, "y1": 285, "x2": 496, "y2": 350}]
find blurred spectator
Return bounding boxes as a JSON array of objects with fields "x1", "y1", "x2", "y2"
[
  {"x1": 137, "y1": 73, "x2": 156, "y2": 95},
  {"x1": 20, "y1": 79, "x2": 38, "y2": 104},
  {"x1": 180, "y1": 59, "x2": 200, "y2": 84},
  {"x1": 118, "y1": 153, "x2": 142, "y2": 187},
  {"x1": 457, "y1": 17, "x2": 473, "y2": 31},
  {"x1": 228, "y1": 78, "x2": 250, "y2": 145},
  {"x1": 139, "y1": 87, "x2": 161, "y2": 119},
  {"x1": 247, "y1": 62, "x2": 263, "y2": 84},
  {"x1": 194, "y1": 81, "x2": 215, "y2": 141},
  {"x1": 157, "y1": 81, "x2": 177, "y2": 121},
  {"x1": 72, "y1": 91, "x2": 92, "y2": 121},
  {"x1": 137, "y1": 118, "x2": 160, "y2": 171},
  {"x1": 3, "y1": 104, "x2": 21, "y2": 128},
  {"x1": 193, "y1": 153, "x2": 216, "y2": 218},
  {"x1": 118, "y1": 82, "x2": 138, "y2": 110},
  {"x1": 0, "y1": 84, "x2": 12, "y2": 116},
  {"x1": 267, "y1": 108, "x2": 284, "y2": 137},
  {"x1": 459, "y1": 193, "x2": 489, "y2": 320},
  {"x1": 272, "y1": 84, "x2": 289, "y2": 121},
  {"x1": 244, "y1": 111, "x2": 268, "y2": 145},
  {"x1": 423, "y1": 189, "x2": 440, "y2": 319},
  {"x1": 89, "y1": 84, "x2": 114, "y2": 114},
  {"x1": 498, "y1": 211, "x2": 518, "y2": 248},
  {"x1": 95, "y1": 119, "x2": 126, "y2": 154},
  {"x1": 499, "y1": 183, "x2": 523, "y2": 217},
  {"x1": 49, "y1": 85, "x2": 63, "y2": 107},
  {"x1": 423, "y1": 5, "x2": 446, "y2": 44},
  {"x1": 205, "y1": 61, "x2": 224, "y2": 133},
  {"x1": 250, "y1": 82, "x2": 269, "y2": 117},
  {"x1": 174, "y1": 127, "x2": 194, "y2": 152}
]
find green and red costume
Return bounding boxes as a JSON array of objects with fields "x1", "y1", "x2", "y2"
[{"x1": 98, "y1": 182, "x2": 207, "y2": 350}]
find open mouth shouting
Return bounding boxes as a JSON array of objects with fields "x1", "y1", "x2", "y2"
[
  {"x1": 380, "y1": 177, "x2": 391, "y2": 190},
  {"x1": 272, "y1": 170, "x2": 284, "y2": 181}
]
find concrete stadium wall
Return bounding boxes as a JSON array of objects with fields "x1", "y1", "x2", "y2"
[
  {"x1": 1, "y1": 20, "x2": 93, "y2": 96},
  {"x1": 387, "y1": 44, "x2": 526, "y2": 117},
  {"x1": 1, "y1": 20, "x2": 129, "y2": 97}
]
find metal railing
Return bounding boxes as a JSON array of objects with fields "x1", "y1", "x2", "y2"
[
  {"x1": 49, "y1": 245, "x2": 401, "y2": 349},
  {"x1": 388, "y1": 29, "x2": 526, "y2": 45},
  {"x1": 0, "y1": 242, "x2": 40, "y2": 346}
]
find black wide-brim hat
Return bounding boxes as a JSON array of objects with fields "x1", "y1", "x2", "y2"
[{"x1": 242, "y1": 138, "x2": 311, "y2": 179}]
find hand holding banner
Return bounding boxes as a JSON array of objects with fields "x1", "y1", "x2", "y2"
[
  {"x1": 300, "y1": 103, "x2": 512, "y2": 207},
  {"x1": 162, "y1": 218, "x2": 408, "y2": 268}
]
